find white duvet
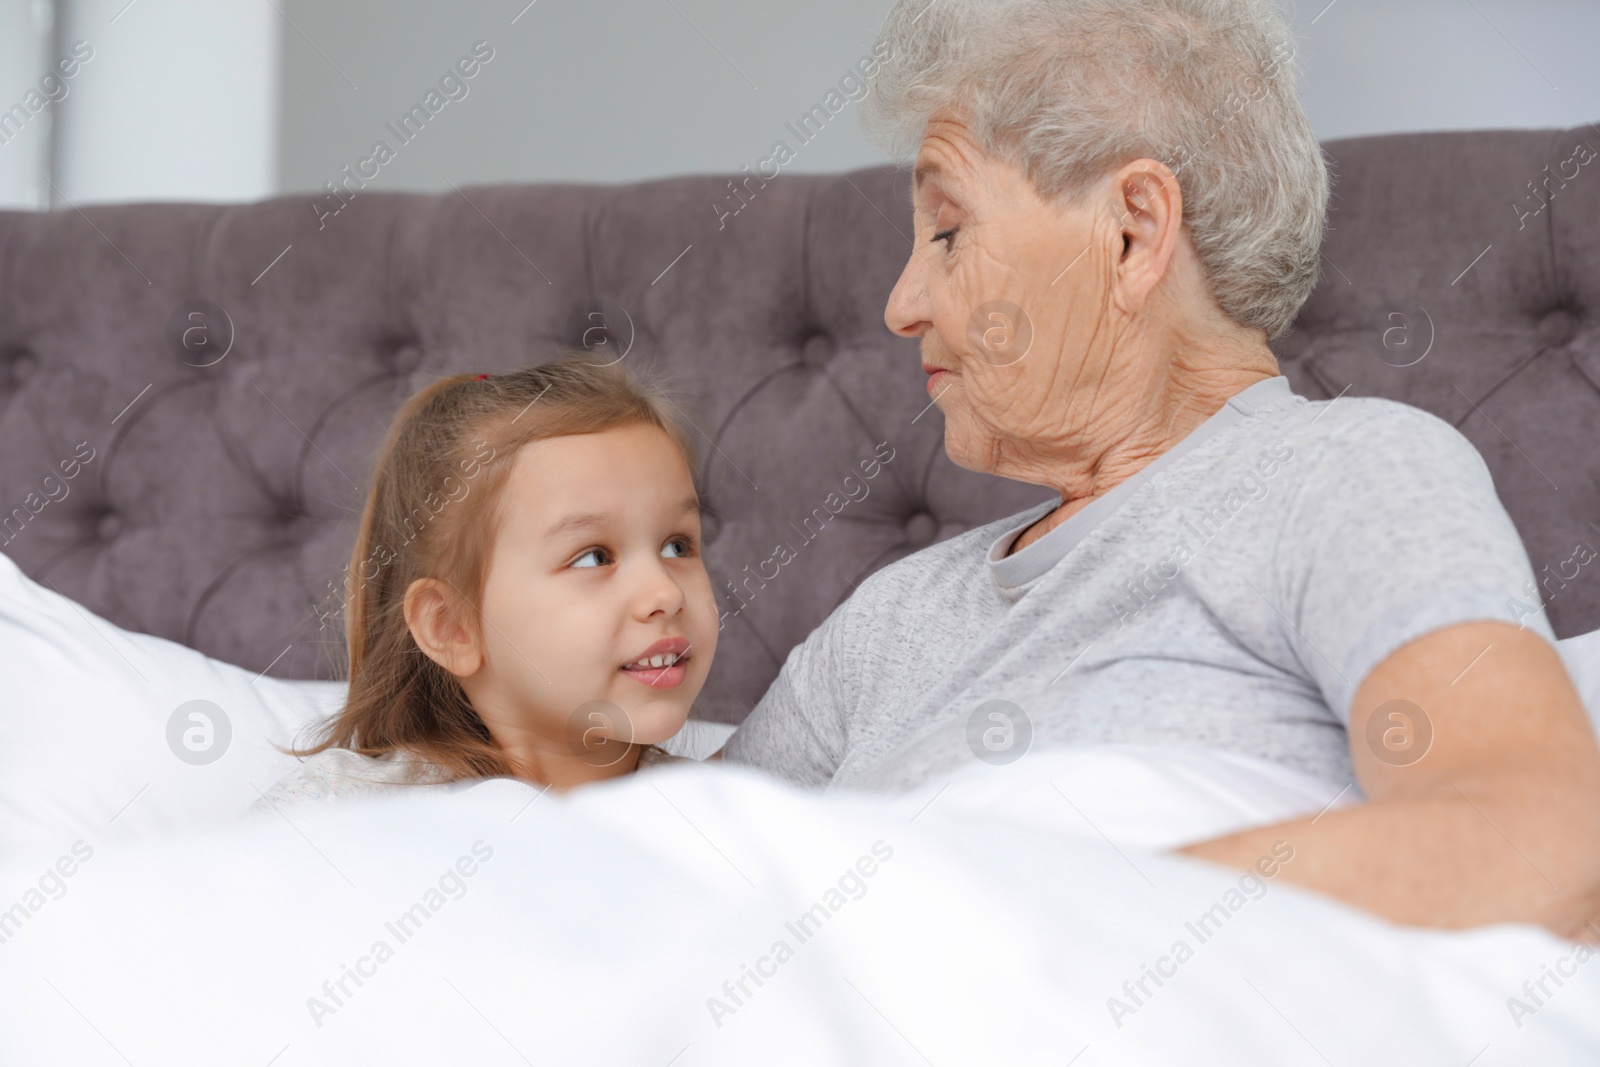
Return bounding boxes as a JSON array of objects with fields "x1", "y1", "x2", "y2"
[{"x1": 3, "y1": 743, "x2": 1597, "y2": 1066}]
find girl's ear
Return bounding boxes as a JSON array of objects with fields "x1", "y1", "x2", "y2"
[{"x1": 404, "y1": 577, "x2": 484, "y2": 677}]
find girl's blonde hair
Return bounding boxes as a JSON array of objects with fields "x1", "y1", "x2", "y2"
[{"x1": 291, "y1": 355, "x2": 701, "y2": 782}]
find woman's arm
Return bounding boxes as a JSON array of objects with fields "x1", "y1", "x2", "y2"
[{"x1": 1179, "y1": 619, "x2": 1600, "y2": 938}]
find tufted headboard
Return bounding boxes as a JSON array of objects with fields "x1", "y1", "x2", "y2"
[{"x1": 1, "y1": 122, "x2": 1596, "y2": 724}]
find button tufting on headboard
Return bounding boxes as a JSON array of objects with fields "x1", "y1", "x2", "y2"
[
  {"x1": 1538, "y1": 308, "x2": 1579, "y2": 348},
  {"x1": 275, "y1": 513, "x2": 319, "y2": 545},
  {"x1": 799, "y1": 333, "x2": 833, "y2": 368},
  {"x1": 383, "y1": 339, "x2": 427, "y2": 375},
  {"x1": 902, "y1": 510, "x2": 938, "y2": 548},
  {"x1": 3, "y1": 124, "x2": 1599, "y2": 722},
  {"x1": 3, "y1": 346, "x2": 38, "y2": 387},
  {"x1": 95, "y1": 512, "x2": 123, "y2": 543}
]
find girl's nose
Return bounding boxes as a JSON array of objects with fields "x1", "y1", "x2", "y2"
[{"x1": 635, "y1": 560, "x2": 687, "y2": 619}]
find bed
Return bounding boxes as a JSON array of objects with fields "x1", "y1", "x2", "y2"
[{"x1": 1, "y1": 122, "x2": 1598, "y2": 1063}]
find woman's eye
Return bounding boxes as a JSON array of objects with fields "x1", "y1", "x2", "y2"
[
  {"x1": 662, "y1": 535, "x2": 697, "y2": 559},
  {"x1": 571, "y1": 547, "x2": 612, "y2": 569},
  {"x1": 931, "y1": 226, "x2": 958, "y2": 248}
]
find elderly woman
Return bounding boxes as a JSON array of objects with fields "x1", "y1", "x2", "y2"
[{"x1": 722, "y1": 0, "x2": 1600, "y2": 938}]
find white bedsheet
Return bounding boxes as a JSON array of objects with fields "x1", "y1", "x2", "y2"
[
  {"x1": 2, "y1": 747, "x2": 1595, "y2": 1065},
  {"x1": 876, "y1": 742, "x2": 1360, "y2": 851}
]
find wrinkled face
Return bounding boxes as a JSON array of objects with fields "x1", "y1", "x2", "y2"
[
  {"x1": 470, "y1": 423, "x2": 718, "y2": 754},
  {"x1": 884, "y1": 111, "x2": 1133, "y2": 474}
]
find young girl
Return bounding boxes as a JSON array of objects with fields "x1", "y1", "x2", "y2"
[{"x1": 252, "y1": 356, "x2": 720, "y2": 810}]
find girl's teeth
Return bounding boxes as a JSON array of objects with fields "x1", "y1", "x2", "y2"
[{"x1": 631, "y1": 653, "x2": 679, "y2": 669}]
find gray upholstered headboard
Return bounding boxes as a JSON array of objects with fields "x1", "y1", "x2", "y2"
[{"x1": 1, "y1": 122, "x2": 1596, "y2": 723}]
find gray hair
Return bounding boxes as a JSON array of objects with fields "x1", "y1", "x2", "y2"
[{"x1": 860, "y1": 0, "x2": 1328, "y2": 341}]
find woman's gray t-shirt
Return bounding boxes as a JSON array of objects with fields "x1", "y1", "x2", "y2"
[{"x1": 722, "y1": 375, "x2": 1555, "y2": 793}]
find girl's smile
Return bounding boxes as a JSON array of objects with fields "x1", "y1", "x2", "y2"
[{"x1": 620, "y1": 636, "x2": 694, "y2": 688}]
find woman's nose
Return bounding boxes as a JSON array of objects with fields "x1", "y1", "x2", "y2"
[{"x1": 884, "y1": 243, "x2": 930, "y2": 339}]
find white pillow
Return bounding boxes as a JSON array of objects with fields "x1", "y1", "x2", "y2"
[
  {"x1": 0, "y1": 551, "x2": 734, "y2": 857},
  {"x1": 0, "y1": 551, "x2": 344, "y2": 858}
]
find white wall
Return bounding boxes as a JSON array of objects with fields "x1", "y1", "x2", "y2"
[
  {"x1": 49, "y1": 0, "x2": 280, "y2": 207},
  {"x1": 272, "y1": 0, "x2": 1600, "y2": 196},
  {"x1": 275, "y1": 0, "x2": 899, "y2": 196},
  {"x1": 6, "y1": 1, "x2": 1598, "y2": 208},
  {"x1": 0, "y1": 0, "x2": 55, "y2": 210},
  {"x1": 1280, "y1": 0, "x2": 1600, "y2": 141}
]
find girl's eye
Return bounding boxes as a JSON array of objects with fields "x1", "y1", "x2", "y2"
[
  {"x1": 571, "y1": 547, "x2": 613, "y2": 569},
  {"x1": 662, "y1": 534, "x2": 697, "y2": 560},
  {"x1": 931, "y1": 226, "x2": 958, "y2": 248}
]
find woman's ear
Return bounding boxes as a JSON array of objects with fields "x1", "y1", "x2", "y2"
[
  {"x1": 404, "y1": 577, "x2": 484, "y2": 677},
  {"x1": 1106, "y1": 160, "x2": 1182, "y2": 315}
]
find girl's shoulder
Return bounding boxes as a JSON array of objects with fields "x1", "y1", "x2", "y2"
[
  {"x1": 249, "y1": 747, "x2": 453, "y2": 815},
  {"x1": 250, "y1": 743, "x2": 693, "y2": 818}
]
